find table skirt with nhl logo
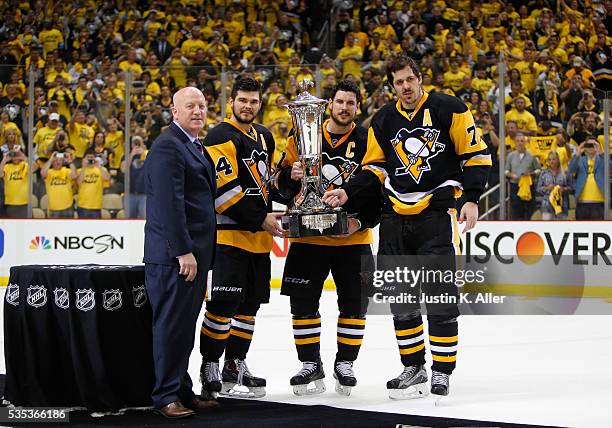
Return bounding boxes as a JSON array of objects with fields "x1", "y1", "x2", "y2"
[{"x1": 3, "y1": 264, "x2": 155, "y2": 411}]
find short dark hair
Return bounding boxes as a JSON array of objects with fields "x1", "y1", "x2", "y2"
[
  {"x1": 231, "y1": 76, "x2": 262, "y2": 100},
  {"x1": 385, "y1": 53, "x2": 421, "y2": 86},
  {"x1": 330, "y1": 79, "x2": 361, "y2": 105}
]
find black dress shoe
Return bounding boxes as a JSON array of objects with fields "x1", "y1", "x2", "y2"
[
  {"x1": 187, "y1": 397, "x2": 221, "y2": 412},
  {"x1": 156, "y1": 401, "x2": 195, "y2": 418}
]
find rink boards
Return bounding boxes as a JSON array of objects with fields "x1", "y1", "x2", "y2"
[{"x1": 0, "y1": 219, "x2": 610, "y2": 298}]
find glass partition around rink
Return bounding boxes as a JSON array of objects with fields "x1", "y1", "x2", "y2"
[{"x1": 0, "y1": 59, "x2": 610, "y2": 220}]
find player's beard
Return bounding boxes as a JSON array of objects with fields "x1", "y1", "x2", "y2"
[
  {"x1": 232, "y1": 104, "x2": 257, "y2": 125},
  {"x1": 330, "y1": 108, "x2": 353, "y2": 127}
]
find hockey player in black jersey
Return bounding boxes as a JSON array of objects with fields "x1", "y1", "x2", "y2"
[
  {"x1": 324, "y1": 54, "x2": 492, "y2": 400},
  {"x1": 200, "y1": 77, "x2": 286, "y2": 399},
  {"x1": 276, "y1": 80, "x2": 380, "y2": 396}
]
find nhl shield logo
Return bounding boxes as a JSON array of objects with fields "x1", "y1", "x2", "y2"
[
  {"x1": 132, "y1": 285, "x2": 147, "y2": 308},
  {"x1": 27, "y1": 285, "x2": 47, "y2": 308},
  {"x1": 5, "y1": 283, "x2": 19, "y2": 306},
  {"x1": 53, "y1": 288, "x2": 69, "y2": 309},
  {"x1": 103, "y1": 289, "x2": 123, "y2": 311},
  {"x1": 76, "y1": 289, "x2": 96, "y2": 312}
]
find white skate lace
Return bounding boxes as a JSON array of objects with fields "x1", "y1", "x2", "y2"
[
  {"x1": 335, "y1": 361, "x2": 354, "y2": 377},
  {"x1": 397, "y1": 365, "x2": 419, "y2": 380},
  {"x1": 235, "y1": 359, "x2": 253, "y2": 386},
  {"x1": 298, "y1": 361, "x2": 319, "y2": 377},
  {"x1": 431, "y1": 371, "x2": 449, "y2": 386},
  {"x1": 205, "y1": 362, "x2": 221, "y2": 382}
]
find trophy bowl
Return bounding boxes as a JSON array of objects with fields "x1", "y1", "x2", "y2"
[{"x1": 281, "y1": 79, "x2": 349, "y2": 237}]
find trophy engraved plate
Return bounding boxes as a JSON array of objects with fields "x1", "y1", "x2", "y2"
[{"x1": 282, "y1": 79, "x2": 349, "y2": 237}]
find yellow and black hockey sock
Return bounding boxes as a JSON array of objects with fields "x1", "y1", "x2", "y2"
[
  {"x1": 200, "y1": 311, "x2": 231, "y2": 362},
  {"x1": 394, "y1": 316, "x2": 426, "y2": 367},
  {"x1": 292, "y1": 314, "x2": 321, "y2": 362},
  {"x1": 336, "y1": 315, "x2": 365, "y2": 362},
  {"x1": 225, "y1": 314, "x2": 255, "y2": 360},
  {"x1": 428, "y1": 317, "x2": 458, "y2": 374}
]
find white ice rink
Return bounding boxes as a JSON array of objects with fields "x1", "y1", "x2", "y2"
[{"x1": 3, "y1": 288, "x2": 612, "y2": 428}]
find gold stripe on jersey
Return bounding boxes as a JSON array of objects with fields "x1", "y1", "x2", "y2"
[
  {"x1": 388, "y1": 194, "x2": 432, "y2": 215},
  {"x1": 463, "y1": 154, "x2": 493, "y2": 167},
  {"x1": 450, "y1": 111, "x2": 492, "y2": 160},
  {"x1": 394, "y1": 96, "x2": 428, "y2": 122},
  {"x1": 448, "y1": 208, "x2": 461, "y2": 256},
  {"x1": 217, "y1": 230, "x2": 272, "y2": 253},
  {"x1": 322, "y1": 119, "x2": 355, "y2": 148},
  {"x1": 215, "y1": 186, "x2": 244, "y2": 213},
  {"x1": 224, "y1": 118, "x2": 260, "y2": 143},
  {"x1": 206, "y1": 140, "x2": 239, "y2": 187}
]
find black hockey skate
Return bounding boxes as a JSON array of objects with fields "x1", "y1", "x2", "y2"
[
  {"x1": 386, "y1": 365, "x2": 429, "y2": 400},
  {"x1": 290, "y1": 359, "x2": 326, "y2": 395},
  {"x1": 220, "y1": 359, "x2": 266, "y2": 398},
  {"x1": 333, "y1": 360, "x2": 356, "y2": 396},
  {"x1": 431, "y1": 370, "x2": 449, "y2": 404},
  {"x1": 200, "y1": 361, "x2": 222, "y2": 400}
]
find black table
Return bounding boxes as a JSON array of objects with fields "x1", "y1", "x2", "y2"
[{"x1": 4, "y1": 264, "x2": 154, "y2": 411}]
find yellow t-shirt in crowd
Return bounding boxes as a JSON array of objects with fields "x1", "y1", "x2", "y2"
[
  {"x1": 505, "y1": 110, "x2": 537, "y2": 133},
  {"x1": 443, "y1": 70, "x2": 467, "y2": 92},
  {"x1": 77, "y1": 166, "x2": 105, "y2": 209},
  {"x1": 578, "y1": 158, "x2": 604, "y2": 202},
  {"x1": 38, "y1": 28, "x2": 63, "y2": 56},
  {"x1": 34, "y1": 126, "x2": 61, "y2": 159},
  {"x1": 118, "y1": 61, "x2": 143, "y2": 78},
  {"x1": 69, "y1": 123, "x2": 95, "y2": 158},
  {"x1": 45, "y1": 167, "x2": 74, "y2": 211},
  {"x1": 105, "y1": 130, "x2": 124, "y2": 169},
  {"x1": 3, "y1": 162, "x2": 28, "y2": 205},
  {"x1": 337, "y1": 45, "x2": 363, "y2": 78}
]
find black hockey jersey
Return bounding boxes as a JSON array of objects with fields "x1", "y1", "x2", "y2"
[
  {"x1": 276, "y1": 119, "x2": 377, "y2": 246},
  {"x1": 204, "y1": 119, "x2": 275, "y2": 253},
  {"x1": 348, "y1": 91, "x2": 492, "y2": 215}
]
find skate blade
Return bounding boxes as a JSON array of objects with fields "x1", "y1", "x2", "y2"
[
  {"x1": 220, "y1": 382, "x2": 266, "y2": 398},
  {"x1": 388, "y1": 383, "x2": 429, "y2": 400},
  {"x1": 335, "y1": 380, "x2": 352, "y2": 396},
  {"x1": 292, "y1": 379, "x2": 326, "y2": 396},
  {"x1": 200, "y1": 390, "x2": 218, "y2": 400}
]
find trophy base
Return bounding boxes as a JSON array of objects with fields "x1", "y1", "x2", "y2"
[{"x1": 282, "y1": 210, "x2": 349, "y2": 238}]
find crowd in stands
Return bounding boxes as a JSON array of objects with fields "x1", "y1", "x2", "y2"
[{"x1": 0, "y1": 0, "x2": 610, "y2": 220}]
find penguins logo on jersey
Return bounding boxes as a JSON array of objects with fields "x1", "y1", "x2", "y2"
[
  {"x1": 243, "y1": 149, "x2": 270, "y2": 202},
  {"x1": 391, "y1": 127, "x2": 444, "y2": 184},
  {"x1": 321, "y1": 153, "x2": 359, "y2": 191}
]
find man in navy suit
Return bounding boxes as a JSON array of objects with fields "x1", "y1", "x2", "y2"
[{"x1": 144, "y1": 87, "x2": 218, "y2": 418}]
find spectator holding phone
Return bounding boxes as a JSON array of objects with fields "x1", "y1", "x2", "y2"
[
  {"x1": 76, "y1": 149, "x2": 110, "y2": 218},
  {"x1": 41, "y1": 151, "x2": 77, "y2": 218},
  {"x1": 568, "y1": 137, "x2": 612, "y2": 219},
  {"x1": 0, "y1": 146, "x2": 30, "y2": 218},
  {"x1": 121, "y1": 135, "x2": 147, "y2": 218}
]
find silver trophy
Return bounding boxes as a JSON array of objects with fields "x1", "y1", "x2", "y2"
[{"x1": 281, "y1": 80, "x2": 349, "y2": 237}]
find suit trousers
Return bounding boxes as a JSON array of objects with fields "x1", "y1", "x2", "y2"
[{"x1": 145, "y1": 263, "x2": 206, "y2": 409}]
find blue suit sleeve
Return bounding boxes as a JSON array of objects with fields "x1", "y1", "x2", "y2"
[{"x1": 148, "y1": 140, "x2": 193, "y2": 257}]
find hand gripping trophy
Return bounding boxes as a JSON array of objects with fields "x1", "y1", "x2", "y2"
[{"x1": 282, "y1": 79, "x2": 349, "y2": 237}]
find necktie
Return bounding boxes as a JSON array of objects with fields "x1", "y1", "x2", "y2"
[{"x1": 193, "y1": 138, "x2": 204, "y2": 154}]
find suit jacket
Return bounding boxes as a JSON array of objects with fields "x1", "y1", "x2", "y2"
[
  {"x1": 144, "y1": 122, "x2": 216, "y2": 271},
  {"x1": 568, "y1": 153, "x2": 611, "y2": 199},
  {"x1": 150, "y1": 40, "x2": 173, "y2": 64}
]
